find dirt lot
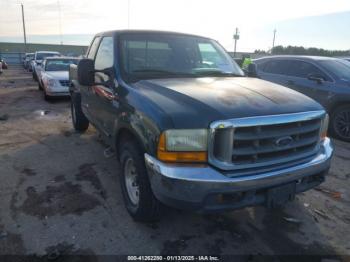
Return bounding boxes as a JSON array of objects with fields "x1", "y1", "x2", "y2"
[{"x1": 0, "y1": 66, "x2": 350, "y2": 260}]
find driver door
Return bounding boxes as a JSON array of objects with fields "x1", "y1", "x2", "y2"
[
  {"x1": 285, "y1": 60, "x2": 333, "y2": 108},
  {"x1": 91, "y1": 36, "x2": 118, "y2": 138},
  {"x1": 79, "y1": 36, "x2": 101, "y2": 124}
]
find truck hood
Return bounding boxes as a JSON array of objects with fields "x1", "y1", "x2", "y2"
[
  {"x1": 132, "y1": 77, "x2": 323, "y2": 128},
  {"x1": 45, "y1": 71, "x2": 68, "y2": 80}
]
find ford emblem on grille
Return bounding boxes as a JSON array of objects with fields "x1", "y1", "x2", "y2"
[{"x1": 275, "y1": 136, "x2": 293, "y2": 147}]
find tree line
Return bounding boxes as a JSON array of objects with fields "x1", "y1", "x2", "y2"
[{"x1": 254, "y1": 46, "x2": 350, "y2": 57}]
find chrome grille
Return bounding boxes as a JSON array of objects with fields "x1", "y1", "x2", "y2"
[
  {"x1": 59, "y1": 80, "x2": 70, "y2": 87},
  {"x1": 209, "y1": 111, "x2": 325, "y2": 173}
]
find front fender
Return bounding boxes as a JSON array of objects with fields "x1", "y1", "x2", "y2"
[{"x1": 112, "y1": 109, "x2": 161, "y2": 157}]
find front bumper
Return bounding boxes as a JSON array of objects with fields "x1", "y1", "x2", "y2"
[
  {"x1": 46, "y1": 88, "x2": 70, "y2": 97},
  {"x1": 145, "y1": 138, "x2": 333, "y2": 212}
]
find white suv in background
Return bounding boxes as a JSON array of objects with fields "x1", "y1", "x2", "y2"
[{"x1": 32, "y1": 51, "x2": 61, "y2": 81}]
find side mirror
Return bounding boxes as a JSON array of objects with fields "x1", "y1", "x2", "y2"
[
  {"x1": 308, "y1": 74, "x2": 324, "y2": 84},
  {"x1": 77, "y1": 58, "x2": 95, "y2": 86},
  {"x1": 36, "y1": 61, "x2": 42, "y2": 66},
  {"x1": 246, "y1": 63, "x2": 258, "y2": 77}
]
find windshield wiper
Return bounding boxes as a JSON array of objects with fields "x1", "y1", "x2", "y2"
[
  {"x1": 127, "y1": 69, "x2": 195, "y2": 82},
  {"x1": 131, "y1": 69, "x2": 193, "y2": 76},
  {"x1": 194, "y1": 69, "x2": 242, "y2": 77}
]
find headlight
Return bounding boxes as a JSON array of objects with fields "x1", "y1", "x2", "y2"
[
  {"x1": 47, "y1": 78, "x2": 57, "y2": 87},
  {"x1": 157, "y1": 129, "x2": 208, "y2": 163},
  {"x1": 320, "y1": 114, "x2": 329, "y2": 140}
]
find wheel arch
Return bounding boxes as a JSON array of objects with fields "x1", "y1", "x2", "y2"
[
  {"x1": 328, "y1": 100, "x2": 350, "y2": 116},
  {"x1": 114, "y1": 126, "x2": 148, "y2": 160}
]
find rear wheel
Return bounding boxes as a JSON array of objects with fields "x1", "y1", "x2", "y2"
[
  {"x1": 330, "y1": 105, "x2": 350, "y2": 142},
  {"x1": 119, "y1": 139, "x2": 161, "y2": 222},
  {"x1": 71, "y1": 93, "x2": 89, "y2": 132}
]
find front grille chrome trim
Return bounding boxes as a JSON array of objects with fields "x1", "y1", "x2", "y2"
[{"x1": 208, "y1": 110, "x2": 326, "y2": 172}]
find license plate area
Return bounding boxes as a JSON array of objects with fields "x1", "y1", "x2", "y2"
[{"x1": 266, "y1": 182, "x2": 296, "y2": 208}]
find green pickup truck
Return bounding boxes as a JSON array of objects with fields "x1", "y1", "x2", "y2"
[{"x1": 69, "y1": 30, "x2": 333, "y2": 221}]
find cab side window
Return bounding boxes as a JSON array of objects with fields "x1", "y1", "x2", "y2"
[
  {"x1": 87, "y1": 36, "x2": 101, "y2": 59},
  {"x1": 95, "y1": 37, "x2": 114, "y2": 70}
]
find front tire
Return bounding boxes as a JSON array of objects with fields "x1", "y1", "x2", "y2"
[
  {"x1": 43, "y1": 90, "x2": 51, "y2": 101},
  {"x1": 33, "y1": 71, "x2": 38, "y2": 81},
  {"x1": 330, "y1": 105, "x2": 350, "y2": 142},
  {"x1": 119, "y1": 139, "x2": 161, "y2": 222},
  {"x1": 71, "y1": 93, "x2": 89, "y2": 132},
  {"x1": 38, "y1": 80, "x2": 43, "y2": 91}
]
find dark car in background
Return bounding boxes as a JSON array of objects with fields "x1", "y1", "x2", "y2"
[
  {"x1": 252, "y1": 56, "x2": 350, "y2": 141},
  {"x1": 339, "y1": 57, "x2": 350, "y2": 62},
  {"x1": 0, "y1": 59, "x2": 8, "y2": 70},
  {"x1": 23, "y1": 53, "x2": 35, "y2": 70}
]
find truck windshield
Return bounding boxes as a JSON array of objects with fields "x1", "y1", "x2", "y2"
[{"x1": 119, "y1": 33, "x2": 244, "y2": 82}]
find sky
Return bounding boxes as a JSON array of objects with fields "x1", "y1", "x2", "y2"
[{"x1": 0, "y1": 0, "x2": 349, "y2": 52}]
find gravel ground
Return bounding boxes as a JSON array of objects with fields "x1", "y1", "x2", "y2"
[{"x1": 0, "y1": 66, "x2": 350, "y2": 260}]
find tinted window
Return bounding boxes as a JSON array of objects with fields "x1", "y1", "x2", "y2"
[
  {"x1": 262, "y1": 60, "x2": 290, "y2": 75},
  {"x1": 287, "y1": 60, "x2": 327, "y2": 79},
  {"x1": 319, "y1": 60, "x2": 350, "y2": 80},
  {"x1": 95, "y1": 37, "x2": 114, "y2": 70},
  {"x1": 87, "y1": 36, "x2": 101, "y2": 59}
]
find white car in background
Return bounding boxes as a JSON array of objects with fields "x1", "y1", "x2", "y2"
[
  {"x1": 39, "y1": 57, "x2": 78, "y2": 100},
  {"x1": 32, "y1": 51, "x2": 61, "y2": 81}
]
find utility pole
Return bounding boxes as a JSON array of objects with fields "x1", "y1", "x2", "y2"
[
  {"x1": 57, "y1": 0, "x2": 63, "y2": 45},
  {"x1": 233, "y1": 28, "x2": 240, "y2": 57},
  {"x1": 272, "y1": 29, "x2": 277, "y2": 53},
  {"x1": 21, "y1": 3, "x2": 27, "y2": 52},
  {"x1": 127, "y1": 0, "x2": 130, "y2": 29}
]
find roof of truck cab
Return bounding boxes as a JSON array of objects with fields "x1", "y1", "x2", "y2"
[{"x1": 94, "y1": 29, "x2": 212, "y2": 40}]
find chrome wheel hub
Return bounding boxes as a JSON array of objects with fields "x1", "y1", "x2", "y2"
[{"x1": 124, "y1": 158, "x2": 140, "y2": 205}]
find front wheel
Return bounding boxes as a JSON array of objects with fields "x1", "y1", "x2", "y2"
[
  {"x1": 38, "y1": 80, "x2": 43, "y2": 91},
  {"x1": 330, "y1": 105, "x2": 350, "y2": 142},
  {"x1": 44, "y1": 90, "x2": 51, "y2": 101},
  {"x1": 71, "y1": 93, "x2": 89, "y2": 132},
  {"x1": 32, "y1": 71, "x2": 38, "y2": 81},
  {"x1": 119, "y1": 139, "x2": 161, "y2": 222}
]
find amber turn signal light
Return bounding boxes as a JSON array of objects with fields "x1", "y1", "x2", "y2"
[{"x1": 157, "y1": 133, "x2": 208, "y2": 163}]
